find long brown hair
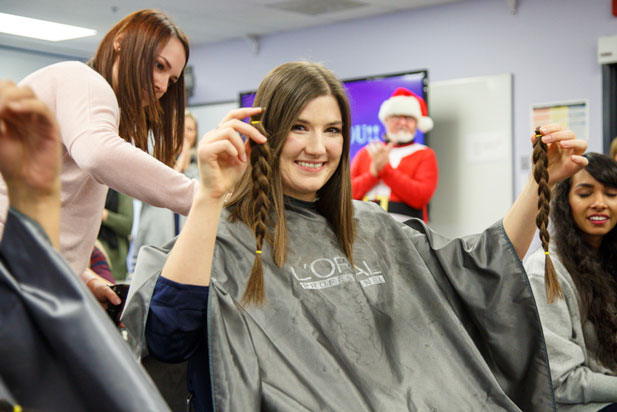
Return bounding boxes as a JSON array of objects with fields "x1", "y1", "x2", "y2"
[
  {"x1": 89, "y1": 9, "x2": 189, "y2": 166},
  {"x1": 551, "y1": 153, "x2": 617, "y2": 371},
  {"x1": 228, "y1": 61, "x2": 356, "y2": 305}
]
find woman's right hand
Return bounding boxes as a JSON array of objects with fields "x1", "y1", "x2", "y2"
[
  {"x1": 197, "y1": 107, "x2": 267, "y2": 199},
  {"x1": 160, "y1": 108, "x2": 266, "y2": 287}
]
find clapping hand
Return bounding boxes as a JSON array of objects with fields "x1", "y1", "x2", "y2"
[{"x1": 367, "y1": 141, "x2": 393, "y2": 177}]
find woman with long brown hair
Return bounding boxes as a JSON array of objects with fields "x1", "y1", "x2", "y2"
[
  {"x1": 124, "y1": 61, "x2": 587, "y2": 411},
  {"x1": 0, "y1": 9, "x2": 198, "y2": 304},
  {"x1": 526, "y1": 153, "x2": 617, "y2": 412}
]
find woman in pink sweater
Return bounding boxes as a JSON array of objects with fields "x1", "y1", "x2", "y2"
[{"x1": 0, "y1": 9, "x2": 198, "y2": 305}]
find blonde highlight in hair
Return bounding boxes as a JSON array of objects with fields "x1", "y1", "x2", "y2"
[
  {"x1": 228, "y1": 61, "x2": 356, "y2": 305},
  {"x1": 89, "y1": 9, "x2": 189, "y2": 166},
  {"x1": 532, "y1": 129, "x2": 563, "y2": 303}
]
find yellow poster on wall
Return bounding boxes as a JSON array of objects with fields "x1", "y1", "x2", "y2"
[{"x1": 531, "y1": 100, "x2": 588, "y2": 141}]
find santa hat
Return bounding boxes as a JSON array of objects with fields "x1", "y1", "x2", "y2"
[{"x1": 378, "y1": 87, "x2": 434, "y2": 133}]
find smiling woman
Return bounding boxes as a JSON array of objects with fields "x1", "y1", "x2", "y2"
[
  {"x1": 525, "y1": 152, "x2": 617, "y2": 411},
  {"x1": 568, "y1": 168, "x2": 617, "y2": 248},
  {"x1": 122, "y1": 61, "x2": 589, "y2": 412},
  {"x1": 0, "y1": 9, "x2": 198, "y2": 306},
  {"x1": 279, "y1": 95, "x2": 344, "y2": 202}
]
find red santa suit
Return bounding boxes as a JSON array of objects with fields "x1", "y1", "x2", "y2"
[{"x1": 350, "y1": 87, "x2": 438, "y2": 222}]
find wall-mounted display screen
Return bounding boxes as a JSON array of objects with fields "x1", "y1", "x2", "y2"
[{"x1": 239, "y1": 70, "x2": 428, "y2": 160}]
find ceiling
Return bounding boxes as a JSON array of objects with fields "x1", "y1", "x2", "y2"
[{"x1": 0, "y1": 0, "x2": 464, "y2": 58}]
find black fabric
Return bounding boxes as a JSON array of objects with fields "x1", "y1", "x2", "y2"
[
  {"x1": 284, "y1": 196, "x2": 318, "y2": 210},
  {"x1": 599, "y1": 405, "x2": 617, "y2": 412},
  {"x1": 0, "y1": 377, "x2": 16, "y2": 410},
  {"x1": 368, "y1": 198, "x2": 423, "y2": 219},
  {"x1": 386, "y1": 200, "x2": 423, "y2": 218},
  {"x1": 0, "y1": 208, "x2": 170, "y2": 412},
  {"x1": 105, "y1": 187, "x2": 120, "y2": 212},
  {"x1": 187, "y1": 345, "x2": 212, "y2": 412},
  {"x1": 98, "y1": 188, "x2": 120, "y2": 249},
  {"x1": 142, "y1": 356, "x2": 190, "y2": 412}
]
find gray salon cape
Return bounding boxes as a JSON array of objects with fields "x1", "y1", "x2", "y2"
[
  {"x1": 124, "y1": 200, "x2": 556, "y2": 411},
  {"x1": 0, "y1": 208, "x2": 170, "y2": 412}
]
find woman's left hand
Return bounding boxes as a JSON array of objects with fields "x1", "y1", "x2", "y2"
[
  {"x1": 0, "y1": 81, "x2": 61, "y2": 198},
  {"x1": 534, "y1": 123, "x2": 588, "y2": 185},
  {"x1": 0, "y1": 81, "x2": 63, "y2": 247}
]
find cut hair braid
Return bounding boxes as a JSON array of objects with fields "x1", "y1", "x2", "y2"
[
  {"x1": 532, "y1": 128, "x2": 563, "y2": 303},
  {"x1": 241, "y1": 137, "x2": 272, "y2": 305}
]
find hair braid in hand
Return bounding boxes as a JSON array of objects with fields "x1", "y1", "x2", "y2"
[
  {"x1": 241, "y1": 135, "x2": 272, "y2": 305},
  {"x1": 532, "y1": 127, "x2": 563, "y2": 303}
]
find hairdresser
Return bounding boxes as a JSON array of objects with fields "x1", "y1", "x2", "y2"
[{"x1": 0, "y1": 9, "x2": 198, "y2": 305}]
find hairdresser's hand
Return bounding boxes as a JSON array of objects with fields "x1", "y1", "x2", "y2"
[
  {"x1": 85, "y1": 271, "x2": 122, "y2": 308},
  {"x1": 197, "y1": 107, "x2": 267, "y2": 199},
  {"x1": 533, "y1": 123, "x2": 588, "y2": 185},
  {"x1": 0, "y1": 81, "x2": 61, "y2": 200},
  {"x1": 367, "y1": 141, "x2": 393, "y2": 176}
]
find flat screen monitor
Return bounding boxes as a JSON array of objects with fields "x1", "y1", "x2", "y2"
[{"x1": 239, "y1": 69, "x2": 428, "y2": 161}]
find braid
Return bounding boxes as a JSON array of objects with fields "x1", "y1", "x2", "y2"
[
  {"x1": 532, "y1": 128, "x2": 563, "y2": 303},
  {"x1": 241, "y1": 136, "x2": 272, "y2": 305}
]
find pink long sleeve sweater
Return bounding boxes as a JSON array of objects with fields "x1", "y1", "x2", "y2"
[{"x1": 0, "y1": 61, "x2": 198, "y2": 281}]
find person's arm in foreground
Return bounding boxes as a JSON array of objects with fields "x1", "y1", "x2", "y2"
[
  {"x1": 145, "y1": 107, "x2": 266, "y2": 361},
  {"x1": 503, "y1": 124, "x2": 587, "y2": 259},
  {"x1": 0, "y1": 81, "x2": 173, "y2": 411},
  {"x1": 0, "y1": 80, "x2": 61, "y2": 243},
  {"x1": 0, "y1": 81, "x2": 121, "y2": 306},
  {"x1": 160, "y1": 108, "x2": 267, "y2": 286}
]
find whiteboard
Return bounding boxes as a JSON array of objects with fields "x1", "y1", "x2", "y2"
[
  {"x1": 187, "y1": 101, "x2": 239, "y2": 141},
  {"x1": 428, "y1": 74, "x2": 513, "y2": 238}
]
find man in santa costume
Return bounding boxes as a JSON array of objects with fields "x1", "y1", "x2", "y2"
[{"x1": 351, "y1": 87, "x2": 438, "y2": 222}]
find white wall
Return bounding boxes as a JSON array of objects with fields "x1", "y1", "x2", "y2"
[
  {"x1": 187, "y1": 101, "x2": 239, "y2": 141},
  {"x1": 0, "y1": 46, "x2": 80, "y2": 82},
  {"x1": 429, "y1": 74, "x2": 512, "y2": 237},
  {"x1": 2, "y1": 0, "x2": 615, "y2": 214},
  {"x1": 186, "y1": 0, "x2": 617, "y2": 196}
]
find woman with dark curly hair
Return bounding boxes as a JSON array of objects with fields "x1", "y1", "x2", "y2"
[{"x1": 525, "y1": 152, "x2": 617, "y2": 412}]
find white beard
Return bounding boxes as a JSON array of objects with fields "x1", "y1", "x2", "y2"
[{"x1": 387, "y1": 131, "x2": 415, "y2": 144}]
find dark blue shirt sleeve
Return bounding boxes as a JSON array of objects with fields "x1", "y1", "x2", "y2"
[{"x1": 146, "y1": 275, "x2": 209, "y2": 363}]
